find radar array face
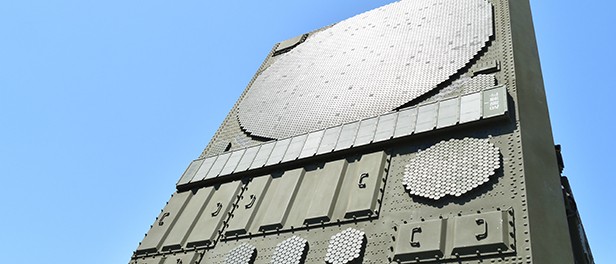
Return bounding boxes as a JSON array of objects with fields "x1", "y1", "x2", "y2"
[
  {"x1": 131, "y1": 0, "x2": 587, "y2": 263},
  {"x1": 238, "y1": 0, "x2": 493, "y2": 139}
]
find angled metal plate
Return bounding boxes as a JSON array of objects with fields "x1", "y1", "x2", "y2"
[
  {"x1": 281, "y1": 134, "x2": 307, "y2": 163},
  {"x1": 205, "y1": 152, "x2": 231, "y2": 180},
  {"x1": 343, "y1": 151, "x2": 387, "y2": 218},
  {"x1": 249, "y1": 142, "x2": 276, "y2": 170},
  {"x1": 303, "y1": 159, "x2": 348, "y2": 224},
  {"x1": 316, "y1": 126, "x2": 342, "y2": 155},
  {"x1": 161, "y1": 187, "x2": 215, "y2": 251},
  {"x1": 190, "y1": 156, "x2": 217, "y2": 183},
  {"x1": 437, "y1": 97, "x2": 459, "y2": 128},
  {"x1": 265, "y1": 138, "x2": 292, "y2": 166},
  {"x1": 354, "y1": 117, "x2": 378, "y2": 147},
  {"x1": 394, "y1": 219, "x2": 447, "y2": 261},
  {"x1": 136, "y1": 191, "x2": 192, "y2": 255},
  {"x1": 176, "y1": 159, "x2": 204, "y2": 186},
  {"x1": 185, "y1": 181, "x2": 243, "y2": 248},
  {"x1": 373, "y1": 112, "x2": 398, "y2": 142},
  {"x1": 234, "y1": 145, "x2": 260, "y2": 173},
  {"x1": 459, "y1": 92, "x2": 482, "y2": 123},
  {"x1": 335, "y1": 122, "x2": 359, "y2": 151},
  {"x1": 452, "y1": 211, "x2": 511, "y2": 255},
  {"x1": 394, "y1": 108, "x2": 417, "y2": 138},
  {"x1": 298, "y1": 130, "x2": 324, "y2": 159},
  {"x1": 219, "y1": 149, "x2": 245, "y2": 176},
  {"x1": 415, "y1": 103, "x2": 438, "y2": 133},
  {"x1": 256, "y1": 169, "x2": 305, "y2": 231},
  {"x1": 225, "y1": 175, "x2": 272, "y2": 237}
]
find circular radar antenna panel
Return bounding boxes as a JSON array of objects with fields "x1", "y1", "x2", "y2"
[
  {"x1": 238, "y1": 0, "x2": 493, "y2": 139},
  {"x1": 402, "y1": 138, "x2": 501, "y2": 200}
]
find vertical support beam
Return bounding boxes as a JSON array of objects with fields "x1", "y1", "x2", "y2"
[{"x1": 509, "y1": 0, "x2": 574, "y2": 263}]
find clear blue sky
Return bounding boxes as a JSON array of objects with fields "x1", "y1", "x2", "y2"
[{"x1": 0, "y1": 1, "x2": 613, "y2": 263}]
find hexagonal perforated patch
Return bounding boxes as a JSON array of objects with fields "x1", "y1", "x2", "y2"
[
  {"x1": 270, "y1": 236, "x2": 308, "y2": 264},
  {"x1": 402, "y1": 138, "x2": 500, "y2": 200},
  {"x1": 224, "y1": 243, "x2": 256, "y2": 264},
  {"x1": 324, "y1": 228, "x2": 366, "y2": 264}
]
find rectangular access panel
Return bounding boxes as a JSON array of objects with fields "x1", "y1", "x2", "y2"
[
  {"x1": 302, "y1": 159, "x2": 347, "y2": 224},
  {"x1": 452, "y1": 210, "x2": 512, "y2": 256},
  {"x1": 393, "y1": 219, "x2": 447, "y2": 262},
  {"x1": 342, "y1": 151, "x2": 388, "y2": 218},
  {"x1": 161, "y1": 187, "x2": 215, "y2": 251},
  {"x1": 256, "y1": 168, "x2": 305, "y2": 231},
  {"x1": 225, "y1": 175, "x2": 272, "y2": 236},
  {"x1": 136, "y1": 191, "x2": 192, "y2": 256},
  {"x1": 185, "y1": 181, "x2": 243, "y2": 248}
]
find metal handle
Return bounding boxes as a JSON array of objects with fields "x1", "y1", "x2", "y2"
[
  {"x1": 410, "y1": 227, "x2": 422, "y2": 247},
  {"x1": 211, "y1": 202, "x2": 223, "y2": 217},
  {"x1": 158, "y1": 212, "x2": 170, "y2": 226},
  {"x1": 245, "y1": 194, "x2": 256, "y2": 209},
  {"x1": 475, "y1": 218, "x2": 488, "y2": 240},
  {"x1": 358, "y1": 172, "x2": 369, "y2": 188}
]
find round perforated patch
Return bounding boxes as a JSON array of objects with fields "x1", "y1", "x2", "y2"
[
  {"x1": 324, "y1": 228, "x2": 366, "y2": 264},
  {"x1": 270, "y1": 236, "x2": 308, "y2": 264},
  {"x1": 224, "y1": 243, "x2": 256, "y2": 264},
  {"x1": 402, "y1": 138, "x2": 500, "y2": 200},
  {"x1": 238, "y1": 0, "x2": 493, "y2": 139}
]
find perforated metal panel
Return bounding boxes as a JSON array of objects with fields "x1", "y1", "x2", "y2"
[
  {"x1": 402, "y1": 138, "x2": 501, "y2": 200},
  {"x1": 237, "y1": 0, "x2": 493, "y2": 139}
]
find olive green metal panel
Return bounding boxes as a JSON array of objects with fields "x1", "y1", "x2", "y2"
[
  {"x1": 225, "y1": 175, "x2": 272, "y2": 236},
  {"x1": 185, "y1": 181, "x2": 242, "y2": 248},
  {"x1": 394, "y1": 219, "x2": 447, "y2": 262},
  {"x1": 302, "y1": 159, "x2": 347, "y2": 224},
  {"x1": 136, "y1": 191, "x2": 192, "y2": 255},
  {"x1": 452, "y1": 211, "x2": 510, "y2": 255},
  {"x1": 256, "y1": 168, "x2": 305, "y2": 231},
  {"x1": 161, "y1": 252, "x2": 201, "y2": 264},
  {"x1": 130, "y1": 256, "x2": 164, "y2": 264},
  {"x1": 342, "y1": 151, "x2": 386, "y2": 218},
  {"x1": 161, "y1": 187, "x2": 215, "y2": 251}
]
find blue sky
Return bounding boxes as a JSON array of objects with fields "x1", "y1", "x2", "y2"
[{"x1": 0, "y1": 1, "x2": 613, "y2": 263}]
